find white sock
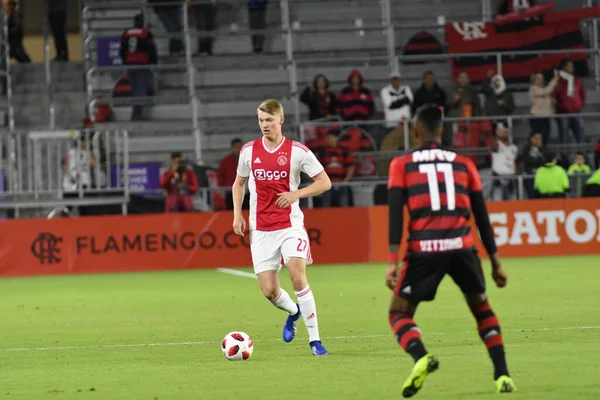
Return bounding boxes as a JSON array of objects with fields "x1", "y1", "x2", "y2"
[
  {"x1": 295, "y1": 286, "x2": 320, "y2": 342},
  {"x1": 270, "y1": 289, "x2": 298, "y2": 315}
]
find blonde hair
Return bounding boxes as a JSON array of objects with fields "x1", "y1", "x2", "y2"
[{"x1": 257, "y1": 99, "x2": 284, "y2": 117}]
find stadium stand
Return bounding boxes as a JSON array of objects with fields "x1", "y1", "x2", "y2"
[{"x1": 1, "y1": 0, "x2": 599, "y2": 216}]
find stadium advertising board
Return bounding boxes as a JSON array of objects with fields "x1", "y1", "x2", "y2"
[
  {"x1": 368, "y1": 198, "x2": 600, "y2": 261},
  {"x1": 0, "y1": 199, "x2": 598, "y2": 277},
  {"x1": 96, "y1": 38, "x2": 122, "y2": 67},
  {"x1": 3, "y1": 208, "x2": 369, "y2": 277},
  {"x1": 109, "y1": 162, "x2": 162, "y2": 193}
]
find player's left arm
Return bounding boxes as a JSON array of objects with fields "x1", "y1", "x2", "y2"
[
  {"x1": 387, "y1": 157, "x2": 407, "y2": 290},
  {"x1": 466, "y1": 158, "x2": 508, "y2": 288}
]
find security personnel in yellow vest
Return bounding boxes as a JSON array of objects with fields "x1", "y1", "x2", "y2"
[
  {"x1": 534, "y1": 151, "x2": 570, "y2": 198},
  {"x1": 583, "y1": 168, "x2": 600, "y2": 197}
]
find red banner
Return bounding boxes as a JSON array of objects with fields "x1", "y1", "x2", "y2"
[
  {"x1": 1, "y1": 198, "x2": 598, "y2": 277},
  {"x1": 3, "y1": 208, "x2": 370, "y2": 277},
  {"x1": 445, "y1": 9, "x2": 591, "y2": 84}
]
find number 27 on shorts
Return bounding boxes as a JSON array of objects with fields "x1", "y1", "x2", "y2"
[{"x1": 297, "y1": 238, "x2": 308, "y2": 252}]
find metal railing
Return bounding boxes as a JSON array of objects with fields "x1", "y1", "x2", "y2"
[
  {"x1": 82, "y1": 1, "x2": 205, "y2": 163},
  {"x1": 2, "y1": 7, "x2": 14, "y2": 131},
  {"x1": 42, "y1": 5, "x2": 55, "y2": 129},
  {"x1": 299, "y1": 111, "x2": 600, "y2": 156},
  {"x1": 0, "y1": 129, "x2": 130, "y2": 218}
]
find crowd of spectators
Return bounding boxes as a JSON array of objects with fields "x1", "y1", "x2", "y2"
[{"x1": 291, "y1": 55, "x2": 598, "y2": 207}]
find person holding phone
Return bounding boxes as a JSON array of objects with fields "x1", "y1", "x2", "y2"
[{"x1": 160, "y1": 152, "x2": 199, "y2": 212}]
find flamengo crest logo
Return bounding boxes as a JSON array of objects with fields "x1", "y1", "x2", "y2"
[
  {"x1": 453, "y1": 22, "x2": 487, "y2": 41},
  {"x1": 31, "y1": 232, "x2": 63, "y2": 264}
]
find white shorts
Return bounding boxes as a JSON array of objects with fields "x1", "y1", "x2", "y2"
[{"x1": 250, "y1": 227, "x2": 313, "y2": 275}]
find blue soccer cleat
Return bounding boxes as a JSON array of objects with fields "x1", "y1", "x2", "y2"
[
  {"x1": 310, "y1": 340, "x2": 329, "y2": 356},
  {"x1": 282, "y1": 304, "x2": 301, "y2": 343}
]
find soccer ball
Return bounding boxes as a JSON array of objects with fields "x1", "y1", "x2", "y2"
[{"x1": 221, "y1": 331, "x2": 254, "y2": 361}]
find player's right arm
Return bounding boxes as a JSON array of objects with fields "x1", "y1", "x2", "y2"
[
  {"x1": 232, "y1": 175, "x2": 247, "y2": 236},
  {"x1": 386, "y1": 157, "x2": 407, "y2": 290},
  {"x1": 465, "y1": 158, "x2": 508, "y2": 288},
  {"x1": 232, "y1": 144, "x2": 251, "y2": 237}
]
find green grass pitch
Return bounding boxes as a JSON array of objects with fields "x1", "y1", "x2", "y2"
[{"x1": 2, "y1": 255, "x2": 600, "y2": 399}]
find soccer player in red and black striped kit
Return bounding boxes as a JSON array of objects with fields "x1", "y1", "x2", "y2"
[{"x1": 386, "y1": 105, "x2": 516, "y2": 397}]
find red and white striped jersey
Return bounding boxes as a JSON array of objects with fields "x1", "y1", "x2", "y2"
[{"x1": 237, "y1": 137, "x2": 324, "y2": 232}]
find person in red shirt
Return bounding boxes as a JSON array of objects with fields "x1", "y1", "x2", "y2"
[
  {"x1": 160, "y1": 152, "x2": 199, "y2": 212},
  {"x1": 554, "y1": 59, "x2": 586, "y2": 143},
  {"x1": 316, "y1": 132, "x2": 355, "y2": 207},
  {"x1": 217, "y1": 138, "x2": 242, "y2": 210}
]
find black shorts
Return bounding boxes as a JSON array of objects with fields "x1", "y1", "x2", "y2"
[{"x1": 393, "y1": 248, "x2": 486, "y2": 302}]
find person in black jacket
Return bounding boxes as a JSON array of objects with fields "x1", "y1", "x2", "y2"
[
  {"x1": 412, "y1": 71, "x2": 446, "y2": 115},
  {"x1": 46, "y1": 0, "x2": 68, "y2": 61},
  {"x1": 248, "y1": 0, "x2": 268, "y2": 53},
  {"x1": 520, "y1": 131, "x2": 546, "y2": 199},
  {"x1": 300, "y1": 74, "x2": 337, "y2": 120},
  {"x1": 148, "y1": 0, "x2": 183, "y2": 55},
  {"x1": 7, "y1": 1, "x2": 30, "y2": 63}
]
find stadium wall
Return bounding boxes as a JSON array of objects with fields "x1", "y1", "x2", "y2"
[{"x1": 2, "y1": 198, "x2": 599, "y2": 277}]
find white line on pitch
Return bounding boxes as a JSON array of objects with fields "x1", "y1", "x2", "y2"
[
  {"x1": 216, "y1": 268, "x2": 257, "y2": 279},
  {"x1": 3, "y1": 325, "x2": 599, "y2": 352}
]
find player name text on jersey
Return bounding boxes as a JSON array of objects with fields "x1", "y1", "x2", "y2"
[
  {"x1": 418, "y1": 237, "x2": 464, "y2": 252},
  {"x1": 412, "y1": 149, "x2": 457, "y2": 163}
]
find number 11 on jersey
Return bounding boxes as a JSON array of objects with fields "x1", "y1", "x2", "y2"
[{"x1": 418, "y1": 163, "x2": 456, "y2": 211}]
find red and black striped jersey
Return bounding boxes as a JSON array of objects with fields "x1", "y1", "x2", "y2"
[
  {"x1": 316, "y1": 146, "x2": 354, "y2": 182},
  {"x1": 120, "y1": 27, "x2": 157, "y2": 65},
  {"x1": 388, "y1": 142, "x2": 483, "y2": 253},
  {"x1": 336, "y1": 87, "x2": 375, "y2": 121}
]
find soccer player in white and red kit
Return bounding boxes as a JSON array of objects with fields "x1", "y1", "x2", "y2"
[{"x1": 232, "y1": 99, "x2": 332, "y2": 356}]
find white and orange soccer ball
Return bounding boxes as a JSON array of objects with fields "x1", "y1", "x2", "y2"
[{"x1": 221, "y1": 331, "x2": 254, "y2": 361}]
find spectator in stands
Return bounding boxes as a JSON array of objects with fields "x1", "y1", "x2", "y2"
[
  {"x1": 62, "y1": 134, "x2": 97, "y2": 192},
  {"x1": 482, "y1": 70, "x2": 515, "y2": 117},
  {"x1": 521, "y1": 131, "x2": 545, "y2": 199},
  {"x1": 248, "y1": 0, "x2": 268, "y2": 53},
  {"x1": 7, "y1": 1, "x2": 29, "y2": 63},
  {"x1": 446, "y1": 72, "x2": 481, "y2": 146},
  {"x1": 490, "y1": 122, "x2": 518, "y2": 201},
  {"x1": 534, "y1": 151, "x2": 569, "y2": 198},
  {"x1": 217, "y1": 138, "x2": 242, "y2": 210},
  {"x1": 568, "y1": 151, "x2": 591, "y2": 197},
  {"x1": 300, "y1": 74, "x2": 337, "y2": 120},
  {"x1": 595, "y1": 139, "x2": 600, "y2": 168},
  {"x1": 554, "y1": 59, "x2": 586, "y2": 143},
  {"x1": 567, "y1": 152, "x2": 591, "y2": 175},
  {"x1": 195, "y1": 0, "x2": 216, "y2": 55},
  {"x1": 316, "y1": 132, "x2": 354, "y2": 207},
  {"x1": 337, "y1": 69, "x2": 375, "y2": 121},
  {"x1": 380, "y1": 71, "x2": 413, "y2": 131},
  {"x1": 447, "y1": 71, "x2": 481, "y2": 118},
  {"x1": 120, "y1": 14, "x2": 157, "y2": 121},
  {"x1": 378, "y1": 123, "x2": 416, "y2": 176},
  {"x1": 149, "y1": 0, "x2": 183, "y2": 55},
  {"x1": 160, "y1": 152, "x2": 199, "y2": 213},
  {"x1": 46, "y1": 0, "x2": 68, "y2": 61},
  {"x1": 496, "y1": 0, "x2": 535, "y2": 16},
  {"x1": 583, "y1": 168, "x2": 600, "y2": 197},
  {"x1": 529, "y1": 72, "x2": 558, "y2": 144},
  {"x1": 411, "y1": 71, "x2": 447, "y2": 115}
]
